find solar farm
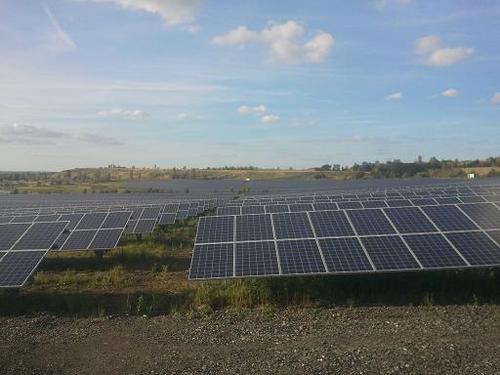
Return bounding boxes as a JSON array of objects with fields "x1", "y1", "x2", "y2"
[{"x1": 1, "y1": 180, "x2": 499, "y2": 289}]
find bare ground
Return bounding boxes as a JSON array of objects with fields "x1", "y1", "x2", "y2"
[{"x1": 1, "y1": 305, "x2": 500, "y2": 374}]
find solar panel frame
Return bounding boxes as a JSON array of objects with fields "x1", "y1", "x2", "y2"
[
  {"x1": 360, "y1": 236, "x2": 421, "y2": 271},
  {"x1": 384, "y1": 207, "x2": 438, "y2": 234},
  {"x1": 234, "y1": 241, "x2": 280, "y2": 277}
]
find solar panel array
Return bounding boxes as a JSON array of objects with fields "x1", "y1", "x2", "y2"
[
  {"x1": 0, "y1": 196, "x2": 221, "y2": 287},
  {"x1": 190, "y1": 182, "x2": 500, "y2": 279}
]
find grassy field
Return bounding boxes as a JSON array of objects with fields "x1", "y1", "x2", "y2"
[
  {"x1": 4, "y1": 165, "x2": 499, "y2": 194},
  {"x1": 1, "y1": 218, "x2": 499, "y2": 317}
]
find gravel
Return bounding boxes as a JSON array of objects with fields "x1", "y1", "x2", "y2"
[{"x1": 1, "y1": 306, "x2": 499, "y2": 374}]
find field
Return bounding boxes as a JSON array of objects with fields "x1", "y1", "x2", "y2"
[
  {"x1": 1, "y1": 218, "x2": 500, "y2": 373},
  {"x1": 1, "y1": 177, "x2": 500, "y2": 373}
]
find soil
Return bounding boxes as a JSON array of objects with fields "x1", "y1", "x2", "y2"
[{"x1": 1, "y1": 305, "x2": 499, "y2": 374}]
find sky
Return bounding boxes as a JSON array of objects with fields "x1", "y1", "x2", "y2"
[{"x1": 0, "y1": 0, "x2": 499, "y2": 171}]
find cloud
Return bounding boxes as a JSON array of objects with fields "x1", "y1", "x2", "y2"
[
  {"x1": 212, "y1": 21, "x2": 335, "y2": 64},
  {"x1": 44, "y1": 5, "x2": 76, "y2": 51},
  {"x1": 385, "y1": 92, "x2": 402, "y2": 101},
  {"x1": 441, "y1": 88, "x2": 459, "y2": 97},
  {"x1": 261, "y1": 114, "x2": 280, "y2": 123},
  {"x1": 76, "y1": 133, "x2": 122, "y2": 145},
  {"x1": 85, "y1": 0, "x2": 202, "y2": 27},
  {"x1": 0, "y1": 123, "x2": 121, "y2": 145},
  {"x1": 97, "y1": 108, "x2": 150, "y2": 120},
  {"x1": 492, "y1": 92, "x2": 500, "y2": 105},
  {"x1": 177, "y1": 112, "x2": 203, "y2": 121},
  {"x1": 238, "y1": 105, "x2": 267, "y2": 115},
  {"x1": 414, "y1": 35, "x2": 474, "y2": 67},
  {"x1": 374, "y1": 0, "x2": 412, "y2": 10}
]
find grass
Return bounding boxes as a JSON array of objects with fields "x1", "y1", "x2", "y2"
[{"x1": 0, "y1": 216, "x2": 499, "y2": 316}]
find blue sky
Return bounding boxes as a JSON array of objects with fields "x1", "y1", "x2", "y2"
[{"x1": 0, "y1": 0, "x2": 499, "y2": 170}]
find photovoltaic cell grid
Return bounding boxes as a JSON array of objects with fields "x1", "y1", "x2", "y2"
[{"x1": 191, "y1": 185, "x2": 500, "y2": 279}]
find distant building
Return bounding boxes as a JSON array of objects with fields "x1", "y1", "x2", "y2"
[{"x1": 467, "y1": 173, "x2": 476, "y2": 179}]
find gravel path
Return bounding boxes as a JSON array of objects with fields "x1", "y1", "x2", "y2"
[{"x1": 1, "y1": 306, "x2": 499, "y2": 374}]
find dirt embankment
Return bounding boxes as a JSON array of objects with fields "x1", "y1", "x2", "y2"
[{"x1": 1, "y1": 305, "x2": 499, "y2": 374}]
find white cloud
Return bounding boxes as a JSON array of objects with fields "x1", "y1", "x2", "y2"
[
  {"x1": 441, "y1": 88, "x2": 460, "y2": 97},
  {"x1": 0, "y1": 123, "x2": 121, "y2": 145},
  {"x1": 261, "y1": 114, "x2": 280, "y2": 123},
  {"x1": 44, "y1": 5, "x2": 76, "y2": 51},
  {"x1": 491, "y1": 92, "x2": 500, "y2": 105},
  {"x1": 212, "y1": 21, "x2": 335, "y2": 64},
  {"x1": 385, "y1": 92, "x2": 402, "y2": 101},
  {"x1": 374, "y1": 0, "x2": 412, "y2": 10},
  {"x1": 85, "y1": 0, "x2": 202, "y2": 27},
  {"x1": 177, "y1": 112, "x2": 203, "y2": 120},
  {"x1": 414, "y1": 35, "x2": 474, "y2": 67},
  {"x1": 238, "y1": 105, "x2": 267, "y2": 115},
  {"x1": 97, "y1": 108, "x2": 150, "y2": 120},
  {"x1": 414, "y1": 35, "x2": 442, "y2": 55}
]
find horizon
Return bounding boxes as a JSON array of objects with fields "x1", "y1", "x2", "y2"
[{"x1": 1, "y1": 1, "x2": 499, "y2": 170}]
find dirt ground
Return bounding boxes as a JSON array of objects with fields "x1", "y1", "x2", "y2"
[{"x1": 1, "y1": 305, "x2": 499, "y2": 374}]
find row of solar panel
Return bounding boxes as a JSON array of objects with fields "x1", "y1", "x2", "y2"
[
  {"x1": 189, "y1": 231, "x2": 500, "y2": 279},
  {"x1": 230, "y1": 186, "x2": 500, "y2": 205},
  {"x1": 217, "y1": 198, "x2": 500, "y2": 216},
  {"x1": 197, "y1": 204, "x2": 500, "y2": 244},
  {"x1": 0, "y1": 199, "x2": 219, "y2": 217},
  {"x1": 225, "y1": 193, "x2": 500, "y2": 207}
]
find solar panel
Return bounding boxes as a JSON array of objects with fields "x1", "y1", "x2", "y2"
[
  {"x1": 235, "y1": 214, "x2": 273, "y2": 241},
  {"x1": 289, "y1": 203, "x2": 314, "y2": 213},
  {"x1": 58, "y1": 213, "x2": 84, "y2": 230},
  {"x1": 76, "y1": 212, "x2": 107, "y2": 230},
  {"x1": 386, "y1": 199, "x2": 412, "y2": 207},
  {"x1": 435, "y1": 197, "x2": 462, "y2": 205},
  {"x1": 0, "y1": 223, "x2": 31, "y2": 250},
  {"x1": 0, "y1": 217, "x2": 13, "y2": 224},
  {"x1": 158, "y1": 213, "x2": 176, "y2": 225},
  {"x1": 458, "y1": 203, "x2": 500, "y2": 230},
  {"x1": 347, "y1": 209, "x2": 396, "y2": 235},
  {"x1": 163, "y1": 203, "x2": 180, "y2": 213},
  {"x1": 459, "y1": 196, "x2": 486, "y2": 203},
  {"x1": 134, "y1": 219, "x2": 157, "y2": 233},
  {"x1": 318, "y1": 237, "x2": 373, "y2": 272},
  {"x1": 313, "y1": 202, "x2": 338, "y2": 211},
  {"x1": 362, "y1": 200, "x2": 387, "y2": 209},
  {"x1": 101, "y1": 211, "x2": 132, "y2": 229},
  {"x1": 89, "y1": 229, "x2": 123, "y2": 249},
  {"x1": 384, "y1": 207, "x2": 438, "y2": 234},
  {"x1": 190, "y1": 243, "x2": 234, "y2": 279},
  {"x1": 403, "y1": 234, "x2": 467, "y2": 268},
  {"x1": 35, "y1": 214, "x2": 61, "y2": 222},
  {"x1": 61, "y1": 230, "x2": 97, "y2": 250},
  {"x1": 361, "y1": 236, "x2": 420, "y2": 270},
  {"x1": 410, "y1": 198, "x2": 437, "y2": 206},
  {"x1": 487, "y1": 230, "x2": 500, "y2": 245},
  {"x1": 422, "y1": 205, "x2": 478, "y2": 231},
  {"x1": 235, "y1": 241, "x2": 279, "y2": 277},
  {"x1": 11, "y1": 215, "x2": 37, "y2": 223},
  {"x1": 0, "y1": 250, "x2": 47, "y2": 287},
  {"x1": 276, "y1": 239, "x2": 325, "y2": 275},
  {"x1": 140, "y1": 206, "x2": 162, "y2": 220},
  {"x1": 272, "y1": 213, "x2": 314, "y2": 239},
  {"x1": 337, "y1": 201, "x2": 363, "y2": 210},
  {"x1": 445, "y1": 232, "x2": 500, "y2": 266},
  {"x1": 12, "y1": 222, "x2": 69, "y2": 250},
  {"x1": 241, "y1": 205, "x2": 266, "y2": 215},
  {"x1": 309, "y1": 210, "x2": 355, "y2": 237},
  {"x1": 265, "y1": 204, "x2": 290, "y2": 214},
  {"x1": 196, "y1": 216, "x2": 234, "y2": 243},
  {"x1": 217, "y1": 206, "x2": 241, "y2": 216}
]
